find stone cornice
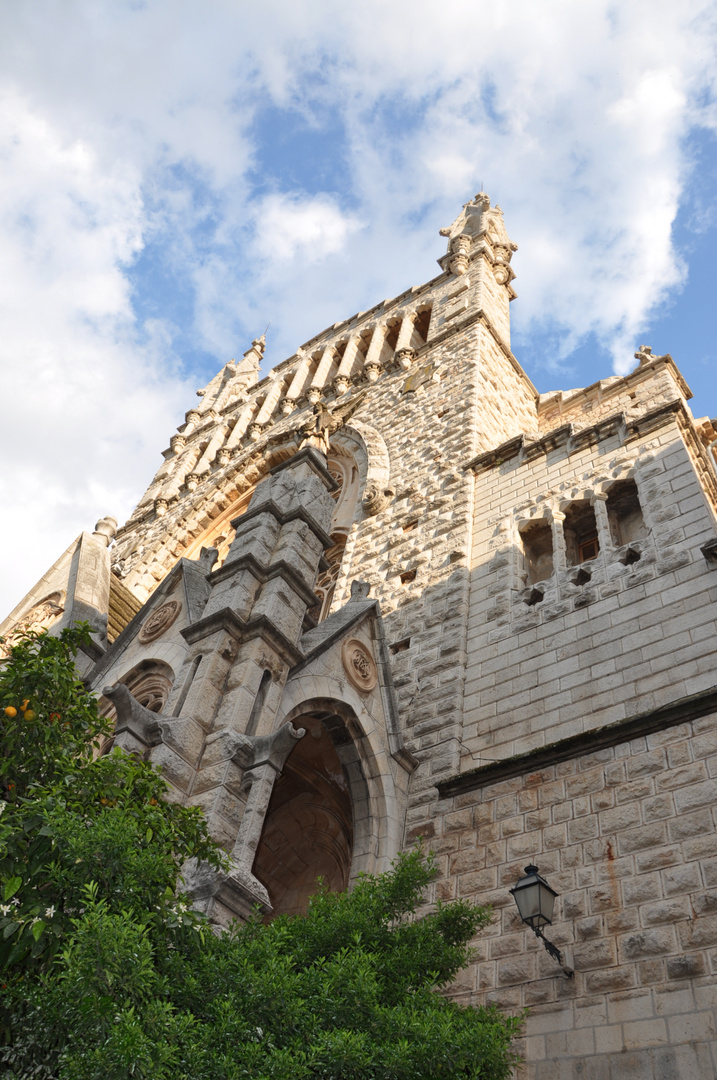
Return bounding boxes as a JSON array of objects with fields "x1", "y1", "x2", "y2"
[
  {"x1": 229, "y1": 499, "x2": 334, "y2": 550},
  {"x1": 537, "y1": 354, "x2": 692, "y2": 423},
  {"x1": 180, "y1": 606, "x2": 303, "y2": 667},
  {"x1": 463, "y1": 400, "x2": 685, "y2": 474},
  {"x1": 437, "y1": 685, "x2": 717, "y2": 798},
  {"x1": 209, "y1": 552, "x2": 321, "y2": 608}
]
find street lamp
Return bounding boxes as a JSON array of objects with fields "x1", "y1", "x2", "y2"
[{"x1": 510, "y1": 864, "x2": 573, "y2": 976}]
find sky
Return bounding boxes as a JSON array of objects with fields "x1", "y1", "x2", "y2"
[{"x1": 1, "y1": 0, "x2": 716, "y2": 617}]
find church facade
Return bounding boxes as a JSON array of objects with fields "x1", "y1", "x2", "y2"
[{"x1": 3, "y1": 194, "x2": 717, "y2": 1078}]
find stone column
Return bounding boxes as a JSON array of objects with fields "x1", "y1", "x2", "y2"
[
  {"x1": 161, "y1": 444, "x2": 202, "y2": 503},
  {"x1": 307, "y1": 343, "x2": 336, "y2": 402},
  {"x1": 362, "y1": 323, "x2": 388, "y2": 382},
  {"x1": 282, "y1": 351, "x2": 312, "y2": 413},
  {"x1": 592, "y1": 492, "x2": 611, "y2": 551},
  {"x1": 217, "y1": 400, "x2": 258, "y2": 463},
  {"x1": 333, "y1": 337, "x2": 361, "y2": 394},
  {"x1": 187, "y1": 422, "x2": 228, "y2": 485},
  {"x1": 172, "y1": 447, "x2": 336, "y2": 855},
  {"x1": 249, "y1": 377, "x2": 284, "y2": 440},
  {"x1": 551, "y1": 511, "x2": 567, "y2": 573},
  {"x1": 394, "y1": 313, "x2": 417, "y2": 369}
]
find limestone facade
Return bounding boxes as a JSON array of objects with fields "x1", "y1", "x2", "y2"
[{"x1": 3, "y1": 193, "x2": 717, "y2": 1078}]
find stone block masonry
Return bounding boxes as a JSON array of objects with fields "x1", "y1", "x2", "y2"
[{"x1": 431, "y1": 713, "x2": 717, "y2": 1078}]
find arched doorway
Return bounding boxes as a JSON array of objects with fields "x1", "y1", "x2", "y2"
[{"x1": 253, "y1": 714, "x2": 353, "y2": 917}]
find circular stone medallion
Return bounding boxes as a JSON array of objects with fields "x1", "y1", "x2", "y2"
[
  {"x1": 138, "y1": 600, "x2": 182, "y2": 644},
  {"x1": 341, "y1": 638, "x2": 378, "y2": 694}
]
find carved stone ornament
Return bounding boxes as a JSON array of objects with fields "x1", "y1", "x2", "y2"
[
  {"x1": 138, "y1": 600, "x2": 182, "y2": 644},
  {"x1": 0, "y1": 592, "x2": 65, "y2": 657},
  {"x1": 361, "y1": 483, "x2": 395, "y2": 516},
  {"x1": 341, "y1": 637, "x2": 378, "y2": 694}
]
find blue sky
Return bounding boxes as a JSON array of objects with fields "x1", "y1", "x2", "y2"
[{"x1": 1, "y1": 0, "x2": 716, "y2": 614}]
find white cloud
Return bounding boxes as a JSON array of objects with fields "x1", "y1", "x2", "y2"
[
  {"x1": 253, "y1": 193, "x2": 361, "y2": 263},
  {"x1": 0, "y1": 0, "x2": 716, "y2": 614},
  {"x1": 0, "y1": 90, "x2": 192, "y2": 614}
]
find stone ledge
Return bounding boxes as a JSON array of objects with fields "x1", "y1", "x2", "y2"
[{"x1": 437, "y1": 685, "x2": 717, "y2": 798}]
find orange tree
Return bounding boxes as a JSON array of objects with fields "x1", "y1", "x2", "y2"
[{"x1": 0, "y1": 628, "x2": 522, "y2": 1079}]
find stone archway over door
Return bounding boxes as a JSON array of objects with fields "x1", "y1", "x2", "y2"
[{"x1": 252, "y1": 714, "x2": 354, "y2": 917}]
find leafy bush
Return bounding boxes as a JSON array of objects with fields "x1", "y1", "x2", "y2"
[{"x1": 0, "y1": 627, "x2": 522, "y2": 1079}]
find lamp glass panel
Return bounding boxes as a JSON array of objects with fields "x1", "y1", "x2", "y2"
[
  {"x1": 515, "y1": 883, "x2": 541, "y2": 923},
  {"x1": 540, "y1": 885, "x2": 556, "y2": 926}
]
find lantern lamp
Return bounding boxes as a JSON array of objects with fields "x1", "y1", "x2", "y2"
[{"x1": 510, "y1": 864, "x2": 573, "y2": 976}]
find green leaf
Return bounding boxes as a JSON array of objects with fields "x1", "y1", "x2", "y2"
[
  {"x1": 146, "y1": 828, "x2": 153, "y2": 843},
  {"x1": 3, "y1": 875, "x2": 21, "y2": 901},
  {"x1": 31, "y1": 919, "x2": 45, "y2": 941}
]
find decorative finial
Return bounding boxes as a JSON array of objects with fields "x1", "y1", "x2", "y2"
[{"x1": 92, "y1": 516, "x2": 118, "y2": 547}]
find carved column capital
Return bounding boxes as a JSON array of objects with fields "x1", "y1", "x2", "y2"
[
  {"x1": 363, "y1": 362, "x2": 382, "y2": 382},
  {"x1": 395, "y1": 348, "x2": 417, "y2": 370},
  {"x1": 154, "y1": 497, "x2": 169, "y2": 517}
]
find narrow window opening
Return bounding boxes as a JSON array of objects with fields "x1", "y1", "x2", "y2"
[
  {"x1": 390, "y1": 637, "x2": 411, "y2": 654},
  {"x1": 400, "y1": 569, "x2": 417, "y2": 585},
  {"x1": 402, "y1": 519, "x2": 419, "y2": 533},
  {"x1": 520, "y1": 521, "x2": 554, "y2": 584},
  {"x1": 606, "y1": 479, "x2": 647, "y2": 547},
  {"x1": 246, "y1": 669, "x2": 272, "y2": 737},
  {"x1": 385, "y1": 322, "x2": 401, "y2": 351},
  {"x1": 572, "y1": 568, "x2": 592, "y2": 586},
  {"x1": 413, "y1": 307, "x2": 432, "y2": 343},
  {"x1": 172, "y1": 654, "x2": 203, "y2": 717},
  {"x1": 525, "y1": 587, "x2": 544, "y2": 607},
  {"x1": 563, "y1": 501, "x2": 600, "y2": 566},
  {"x1": 620, "y1": 546, "x2": 642, "y2": 566}
]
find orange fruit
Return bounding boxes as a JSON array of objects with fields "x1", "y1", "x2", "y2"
[
  {"x1": 21, "y1": 699, "x2": 29, "y2": 710},
  {"x1": 3, "y1": 706, "x2": 17, "y2": 718},
  {"x1": 149, "y1": 798, "x2": 158, "y2": 806},
  {"x1": 23, "y1": 710, "x2": 36, "y2": 722}
]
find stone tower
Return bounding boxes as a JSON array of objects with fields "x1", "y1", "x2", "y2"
[{"x1": 3, "y1": 193, "x2": 717, "y2": 1079}]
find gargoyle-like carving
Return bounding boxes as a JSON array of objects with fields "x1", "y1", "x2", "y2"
[
  {"x1": 198, "y1": 546, "x2": 220, "y2": 572},
  {"x1": 103, "y1": 682, "x2": 164, "y2": 748},
  {"x1": 227, "y1": 721, "x2": 306, "y2": 776}
]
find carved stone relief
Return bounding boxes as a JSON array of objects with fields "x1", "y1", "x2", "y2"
[
  {"x1": 0, "y1": 591, "x2": 65, "y2": 657},
  {"x1": 138, "y1": 600, "x2": 182, "y2": 644},
  {"x1": 341, "y1": 637, "x2": 378, "y2": 693}
]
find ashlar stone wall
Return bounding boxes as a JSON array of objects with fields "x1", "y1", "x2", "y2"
[
  {"x1": 463, "y1": 405, "x2": 717, "y2": 765},
  {"x1": 428, "y1": 713, "x2": 717, "y2": 1079}
]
